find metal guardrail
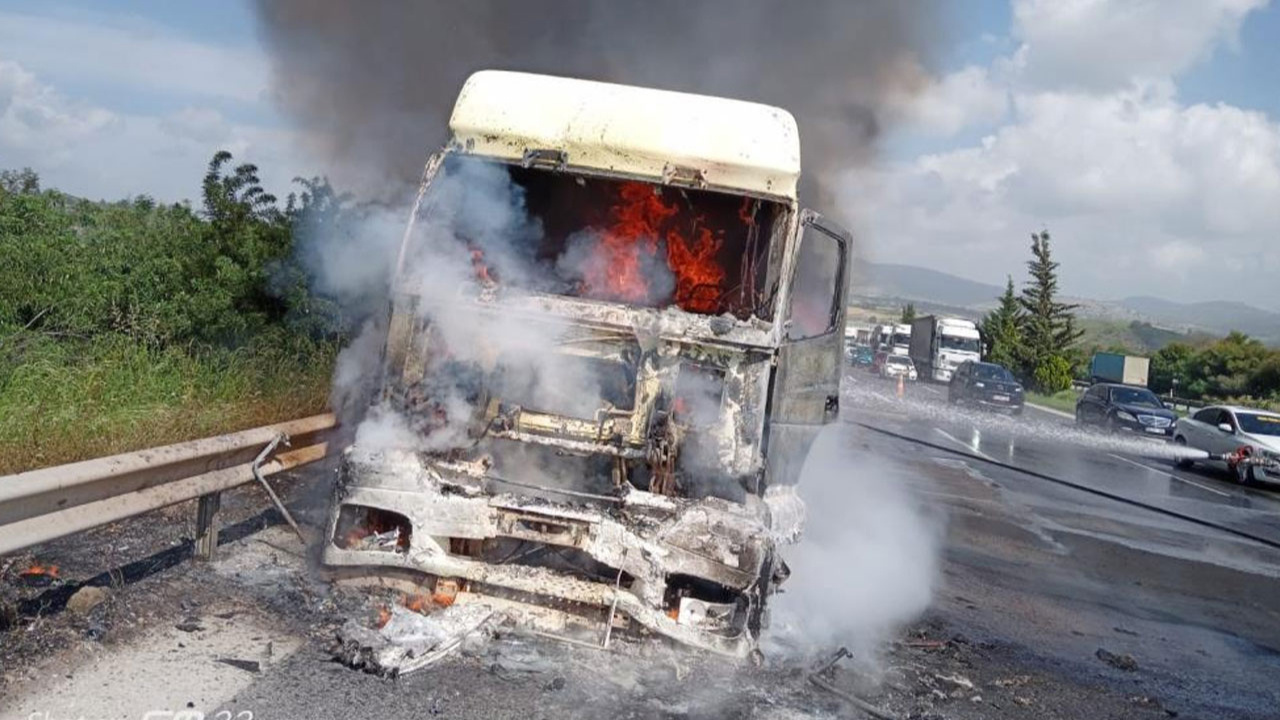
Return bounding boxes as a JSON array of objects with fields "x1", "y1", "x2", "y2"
[
  {"x1": 0, "y1": 413, "x2": 337, "y2": 556},
  {"x1": 1161, "y1": 396, "x2": 1205, "y2": 414}
]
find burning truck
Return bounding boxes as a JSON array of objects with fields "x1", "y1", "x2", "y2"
[{"x1": 324, "y1": 71, "x2": 850, "y2": 659}]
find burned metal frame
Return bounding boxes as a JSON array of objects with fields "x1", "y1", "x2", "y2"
[{"x1": 324, "y1": 137, "x2": 846, "y2": 656}]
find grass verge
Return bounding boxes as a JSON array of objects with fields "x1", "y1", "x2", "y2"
[
  {"x1": 1025, "y1": 389, "x2": 1079, "y2": 415},
  {"x1": 0, "y1": 330, "x2": 336, "y2": 474}
]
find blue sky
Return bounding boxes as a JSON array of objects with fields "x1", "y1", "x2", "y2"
[{"x1": 2, "y1": 1, "x2": 1280, "y2": 310}]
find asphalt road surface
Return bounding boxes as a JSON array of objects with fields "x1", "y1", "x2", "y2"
[
  {"x1": 856, "y1": 372, "x2": 1280, "y2": 547},
  {"x1": 4, "y1": 370, "x2": 1280, "y2": 719}
]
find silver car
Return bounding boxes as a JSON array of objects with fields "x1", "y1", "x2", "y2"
[{"x1": 1173, "y1": 405, "x2": 1280, "y2": 483}]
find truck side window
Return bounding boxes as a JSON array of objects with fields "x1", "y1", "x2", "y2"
[{"x1": 786, "y1": 220, "x2": 844, "y2": 340}]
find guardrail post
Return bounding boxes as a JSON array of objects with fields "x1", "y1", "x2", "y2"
[{"x1": 194, "y1": 491, "x2": 222, "y2": 561}]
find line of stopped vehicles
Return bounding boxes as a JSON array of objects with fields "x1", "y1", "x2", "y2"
[{"x1": 846, "y1": 320, "x2": 1280, "y2": 486}]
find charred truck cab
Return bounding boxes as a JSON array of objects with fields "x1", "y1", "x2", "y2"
[{"x1": 324, "y1": 71, "x2": 850, "y2": 657}]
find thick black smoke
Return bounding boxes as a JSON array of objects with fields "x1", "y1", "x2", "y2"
[{"x1": 252, "y1": 0, "x2": 941, "y2": 213}]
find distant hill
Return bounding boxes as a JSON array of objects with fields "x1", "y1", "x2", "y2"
[
  {"x1": 850, "y1": 263, "x2": 1280, "y2": 346},
  {"x1": 1118, "y1": 297, "x2": 1280, "y2": 342},
  {"x1": 855, "y1": 263, "x2": 1003, "y2": 308},
  {"x1": 1077, "y1": 319, "x2": 1216, "y2": 354}
]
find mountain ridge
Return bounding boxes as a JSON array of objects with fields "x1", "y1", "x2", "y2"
[{"x1": 855, "y1": 262, "x2": 1280, "y2": 343}]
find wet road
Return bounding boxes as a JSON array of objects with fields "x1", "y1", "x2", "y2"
[
  {"x1": 841, "y1": 372, "x2": 1280, "y2": 718},
  {"x1": 844, "y1": 371, "x2": 1280, "y2": 550}
]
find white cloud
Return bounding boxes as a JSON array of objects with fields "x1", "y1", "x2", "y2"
[
  {"x1": 0, "y1": 60, "x2": 117, "y2": 165},
  {"x1": 0, "y1": 10, "x2": 270, "y2": 104},
  {"x1": 856, "y1": 86, "x2": 1280, "y2": 304},
  {"x1": 0, "y1": 60, "x2": 306, "y2": 203},
  {"x1": 857, "y1": 1, "x2": 1280, "y2": 308},
  {"x1": 895, "y1": 65, "x2": 1010, "y2": 136},
  {"x1": 1011, "y1": 0, "x2": 1267, "y2": 91}
]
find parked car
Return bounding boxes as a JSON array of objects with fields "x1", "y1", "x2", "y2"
[
  {"x1": 948, "y1": 361, "x2": 1024, "y2": 414},
  {"x1": 1074, "y1": 383, "x2": 1177, "y2": 437},
  {"x1": 1172, "y1": 405, "x2": 1280, "y2": 483},
  {"x1": 880, "y1": 354, "x2": 917, "y2": 381}
]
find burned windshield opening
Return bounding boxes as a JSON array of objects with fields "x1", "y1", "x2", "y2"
[{"x1": 410, "y1": 156, "x2": 785, "y2": 321}]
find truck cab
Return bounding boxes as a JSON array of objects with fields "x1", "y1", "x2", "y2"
[{"x1": 323, "y1": 71, "x2": 851, "y2": 657}]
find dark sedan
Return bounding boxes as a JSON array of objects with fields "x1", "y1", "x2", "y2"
[
  {"x1": 1075, "y1": 383, "x2": 1176, "y2": 437},
  {"x1": 948, "y1": 361, "x2": 1025, "y2": 414}
]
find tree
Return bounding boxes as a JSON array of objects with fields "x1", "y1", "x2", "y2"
[
  {"x1": 1033, "y1": 354, "x2": 1074, "y2": 394},
  {"x1": 1018, "y1": 230, "x2": 1082, "y2": 389},
  {"x1": 1149, "y1": 342, "x2": 1195, "y2": 395},
  {"x1": 981, "y1": 275, "x2": 1023, "y2": 371},
  {"x1": 0, "y1": 167, "x2": 39, "y2": 196},
  {"x1": 900, "y1": 302, "x2": 916, "y2": 324},
  {"x1": 1197, "y1": 331, "x2": 1268, "y2": 398}
]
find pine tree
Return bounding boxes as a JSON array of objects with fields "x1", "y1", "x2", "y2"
[
  {"x1": 1018, "y1": 230, "x2": 1082, "y2": 390},
  {"x1": 900, "y1": 302, "x2": 916, "y2": 324},
  {"x1": 980, "y1": 275, "x2": 1023, "y2": 370}
]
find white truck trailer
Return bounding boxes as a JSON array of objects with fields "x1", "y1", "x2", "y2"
[
  {"x1": 909, "y1": 316, "x2": 982, "y2": 383},
  {"x1": 873, "y1": 323, "x2": 912, "y2": 356}
]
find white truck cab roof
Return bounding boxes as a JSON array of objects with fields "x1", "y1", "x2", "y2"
[
  {"x1": 448, "y1": 71, "x2": 801, "y2": 200},
  {"x1": 937, "y1": 318, "x2": 981, "y2": 338}
]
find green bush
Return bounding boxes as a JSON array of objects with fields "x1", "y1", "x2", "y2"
[
  {"x1": 1033, "y1": 354, "x2": 1073, "y2": 394},
  {"x1": 0, "y1": 154, "x2": 351, "y2": 471}
]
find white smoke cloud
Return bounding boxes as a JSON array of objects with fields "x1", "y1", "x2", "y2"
[{"x1": 767, "y1": 425, "x2": 945, "y2": 660}]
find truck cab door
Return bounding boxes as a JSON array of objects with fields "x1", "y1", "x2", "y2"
[{"x1": 764, "y1": 210, "x2": 849, "y2": 487}]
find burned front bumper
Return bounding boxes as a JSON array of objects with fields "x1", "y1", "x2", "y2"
[{"x1": 323, "y1": 447, "x2": 790, "y2": 657}]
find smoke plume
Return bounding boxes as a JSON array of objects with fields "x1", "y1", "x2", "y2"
[
  {"x1": 768, "y1": 424, "x2": 945, "y2": 660},
  {"x1": 252, "y1": 0, "x2": 939, "y2": 214}
]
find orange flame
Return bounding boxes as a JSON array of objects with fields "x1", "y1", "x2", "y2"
[
  {"x1": 402, "y1": 593, "x2": 432, "y2": 614},
  {"x1": 20, "y1": 563, "x2": 59, "y2": 578},
  {"x1": 470, "y1": 247, "x2": 495, "y2": 285},
  {"x1": 582, "y1": 182, "x2": 725, "y2": 313}
]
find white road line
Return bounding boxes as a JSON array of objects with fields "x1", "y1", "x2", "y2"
[
  {"x1": 933, "y1": 427, "x2": 996, "y2": 461},
  {"x1": 1105, "y1": 452, "x2": 1231, "y2": 497}
]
